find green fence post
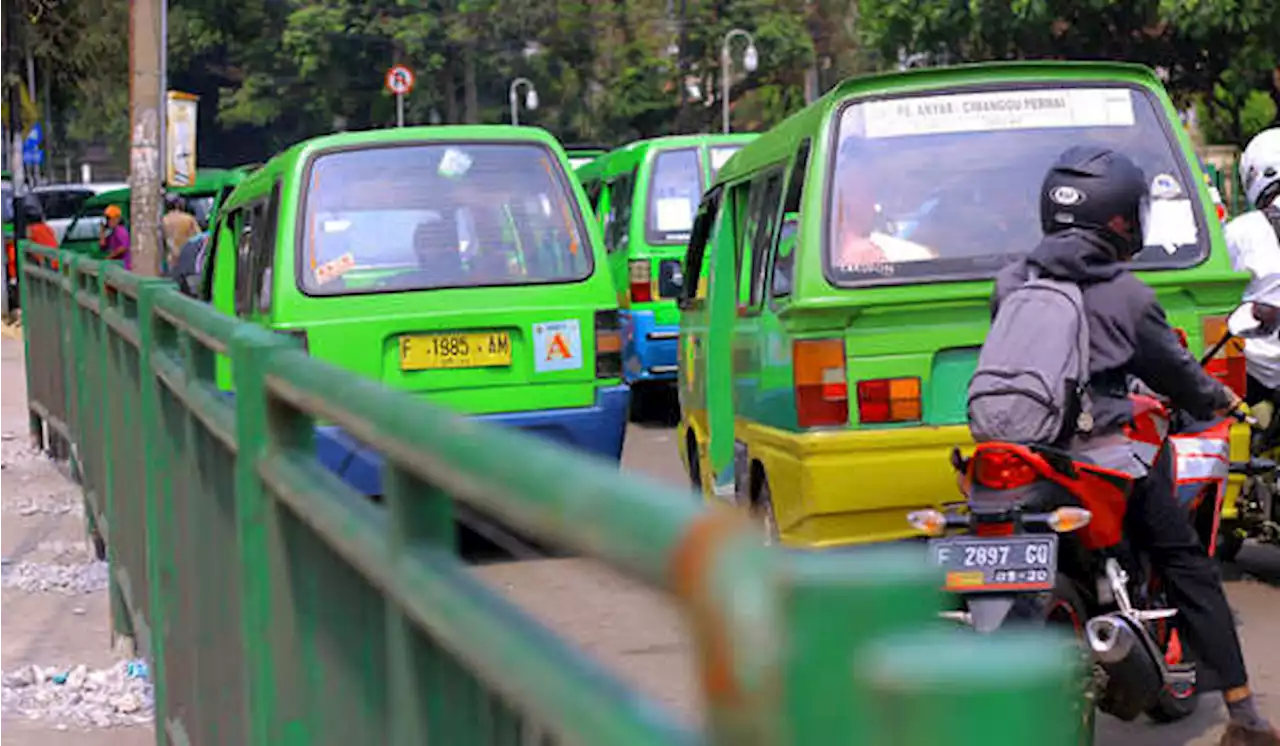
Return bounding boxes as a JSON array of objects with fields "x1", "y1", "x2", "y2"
[
  {"x1": 859, "y1": 629, "x2": 1087, "y2": 746},
  {"x1": 230, "y1": 324, "x2": 291, "y2": 746},
  {"x1": 383, "y1": 456, "x2": 457, "y2": 746},
  {"x1": 774, "y1": 545, "x2": 943, "y2": 744},
  {"x1": 15, "y1": 240, "x2": 42, "y2": 450},
  {"x1": 134, "y1": 277, "x2": 172, "y2": 746}
]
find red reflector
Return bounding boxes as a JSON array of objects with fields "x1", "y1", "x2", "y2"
[
  {"x1": 630, "y1": 281, "x2": 653, "y2": 303},
  {"x1": 975, "y1": 521, "x2": 1015, "y2": 537},
  {"x1": 974, "y1": 449, "x2": 1039, "y2": 490},
  {"x1": 1205, "y1": 357, "x2": 1248, "y2": 398}
]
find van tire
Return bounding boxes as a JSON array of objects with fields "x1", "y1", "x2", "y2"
[
  {"x1": 753, "y1": 479, "x2": 780, "y2": 545},
  {"x1": 686, "y1": 432, "x2": 702, "y2": 492}
]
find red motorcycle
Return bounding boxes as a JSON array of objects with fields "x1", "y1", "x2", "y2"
[{"x1": 911, "y1": 319, "x2": 1257, "y2": 731}]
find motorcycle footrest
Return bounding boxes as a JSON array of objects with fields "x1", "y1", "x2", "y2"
[
  {"x1": 1133, "y1": 608, "x2": 1178, "y2": 621},
  {"x1": 1230, "y1": 458, "x2": 1277, "y2": 475},
  {"x1": 1165, "y1": 663, "x2": 1196, "y2": 686}
]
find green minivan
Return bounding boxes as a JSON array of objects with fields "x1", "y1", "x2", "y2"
[
  {"x1": 676, "y1": 62, "x2": 1252, "y2": 548},
  {"x1": 199, "y1": 125, "x2": 628, "y2": 495},
  {"x1": 576, "y1": 134, "x2": 756, "y2": 409}
]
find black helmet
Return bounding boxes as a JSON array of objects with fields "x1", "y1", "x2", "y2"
[
  {"x1": 1040, "y1": 146, "x2": 1148, "y2": 260},
  {"x1": 165, "y1": 193, "x2": 184, "y2": 211},
  {"x1": 20, "y1": 194, "x2": 44, "y2": 223}
]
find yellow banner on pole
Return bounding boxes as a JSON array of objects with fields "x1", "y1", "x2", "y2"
[{"x1": 166, "y1": 91, "x2": 199, "y2": 187}]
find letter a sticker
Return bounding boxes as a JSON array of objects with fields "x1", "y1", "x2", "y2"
[{"x1": 533, "y1": 320, "x2": 583, "y2": 373}]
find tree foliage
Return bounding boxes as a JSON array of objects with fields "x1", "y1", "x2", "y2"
[{"x1": 4, "y1": 0, "x2": 1276, "y2": 176}]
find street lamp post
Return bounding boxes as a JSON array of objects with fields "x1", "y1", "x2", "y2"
[
  {"x1": 721, "y1": 28, "x2": 758, "y2": 134},
  {"x1": 509, "y1": 77, "x2": 539, "y2": 126}
]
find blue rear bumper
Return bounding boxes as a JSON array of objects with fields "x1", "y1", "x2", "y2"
[
  {"x1": 623, "y1": 310, "x2": 679, "y2": 384},
  {"x1": 315, "y1": 384, "x2": 630, "y2": 496}
]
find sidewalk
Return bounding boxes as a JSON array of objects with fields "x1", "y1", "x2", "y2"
[{"x1": 1, "y1": 337, "x2": 153, "y2": 745}]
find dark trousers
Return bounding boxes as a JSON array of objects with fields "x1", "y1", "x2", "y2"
[{"x1": 1125, "y1": 445, "x2": 1248, "y2": 691}]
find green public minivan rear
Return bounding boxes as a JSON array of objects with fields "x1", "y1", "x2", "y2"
[
  {"x1": 677, "y1": 62, "x2": 1251, "y2": 548},
  {"x1": 576, "y1": 134, "x2": 755, "y2": 407},
  {"x1": 202, "y1": 126, "x2": 628, "y2": 494}
]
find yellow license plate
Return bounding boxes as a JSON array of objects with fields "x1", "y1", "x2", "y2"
[{"x1": 399, "y1": 331, "x2": 512, "y2": 371}]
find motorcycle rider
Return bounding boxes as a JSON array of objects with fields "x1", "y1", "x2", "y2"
[
  {"x1": 1224, "y1": 128, "x2": 1280, "y2": 409},
  {"x1": 993, "y1": 145, "x2": 1279, "y2": 746}
]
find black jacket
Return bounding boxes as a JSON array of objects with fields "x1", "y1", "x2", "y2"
[{"x1": 993, "y1": 228, "x2": 1231, "y2": 433}]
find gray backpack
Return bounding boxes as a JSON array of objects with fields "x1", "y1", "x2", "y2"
[{"x1": 968, "y1": 266, "x2": 1093, "y2": 444}]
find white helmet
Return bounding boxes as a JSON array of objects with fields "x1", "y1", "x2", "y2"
[{"x1": 1239, "y1": 128, "x2": 1280, "y2": 209}]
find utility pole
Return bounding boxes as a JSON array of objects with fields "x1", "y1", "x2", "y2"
[{"x1": 128, "y1": 0, "x2": 164, "y2": 276}]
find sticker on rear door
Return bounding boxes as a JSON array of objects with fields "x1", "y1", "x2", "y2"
[{"x1": 533, "y1": 320, "x2": 583, "y2": 373}]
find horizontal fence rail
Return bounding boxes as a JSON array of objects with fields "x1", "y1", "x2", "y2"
[{"x1": 19, "y1": 246, "x2": 1086, "y2": 746}]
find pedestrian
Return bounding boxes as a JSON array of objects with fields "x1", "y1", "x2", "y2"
[
  {"x1": 99, "y1": 205, "x2": 131, "y2": 269},
  {"x1": 162, "y1": 194, "x2": 200, "y2": 268},
  {"x1": 21, "y1": 196, "x2": 58, "y2": 249}
]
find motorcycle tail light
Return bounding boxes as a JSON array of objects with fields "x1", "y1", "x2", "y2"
[
  {"x1": 973, "y1": 448, "x2": 1038, "y2": 490},
  {"x1": 974, "y1": 521, "x2": 1015, "y2": 537}
]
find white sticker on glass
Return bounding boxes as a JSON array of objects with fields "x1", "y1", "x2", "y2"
[
  {"x1": 862, "y1": 88, "x2": 1136, "y2": 139},
  {"x1": 655, "y1": 197, "x2": 695, "y2": 232},
  {"x1": 1143, "y1": 199, "x2": 1198, "y2": 255}
]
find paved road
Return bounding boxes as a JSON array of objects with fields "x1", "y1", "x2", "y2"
[{"x1": 482, "y1": 415, "x2": 1280, "y2": 746}]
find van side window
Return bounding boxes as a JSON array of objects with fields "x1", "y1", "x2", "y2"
[
  {"x1": 233, "y1": 208, "x2": 255, "y2": 317},
  {"x1": 584, "y1": 180, "x2": 603, "y2": 214},
  {"x1": 200, "y1": 217, "x2": 227, "y2": 302},
  {"x1": 738, "y1": 167, "x2": 785, "y2": 309},
  {"x1": 682, "y1": 187, "x2": 723, "y2": 304},
  {"x1": 253, "y1": 183, "x2": 281, "y2": 313},
  {"x1": 603, "y1": 171, "x2": 635, "y2": 253},
  {"x1": 772, "y1": 140, "x2": 810, "y2": 299}
]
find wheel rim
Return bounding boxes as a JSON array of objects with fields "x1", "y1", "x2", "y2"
[{"x1": 760, "y1": 503, "x2": 777, "y2": 546}]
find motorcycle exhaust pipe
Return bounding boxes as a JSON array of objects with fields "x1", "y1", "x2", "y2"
[{"x1": 1086, "y1": 613, "x2": 1136, "y2": 664}]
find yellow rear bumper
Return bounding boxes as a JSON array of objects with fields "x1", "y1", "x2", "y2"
[
  {"x1": 745, "y1": 419, "x2": 1255, "y2": 547},
  {"x1": 742, "y1": 421, "x2": 971, "y2": 549}
]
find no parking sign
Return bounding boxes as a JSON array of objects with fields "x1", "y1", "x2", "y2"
[{"x1": 385, "y1": 65, "x2": 415, "y2": 96}]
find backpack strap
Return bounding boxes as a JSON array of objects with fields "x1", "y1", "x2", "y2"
[{"x1": 1264, "y1": 204, "x2": 1280, "y2": 236}]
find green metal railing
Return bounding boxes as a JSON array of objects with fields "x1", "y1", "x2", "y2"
[{"x1": 19, "y1": 245, "x2": 1086, "y2": 746}]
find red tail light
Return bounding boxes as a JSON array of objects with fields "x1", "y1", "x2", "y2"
[
  {"x1": 794, "y1": 338, "x2": 848, "y2": 428},
  {"x1": 594, "y1": 309, "x2": 623, "y2": 379},
  {"x1": 975, "y1": 521, "x2": 1015, "y2": 537},
  {"x1": 973, "y1": 449, "x2": 1039, "y2": 490},
  {"x1": 856, "y1": 377, "x2": 922, "y2": 424},
  {"x1": 629, "y1": 260, "x2": 652, "y2": 303}
]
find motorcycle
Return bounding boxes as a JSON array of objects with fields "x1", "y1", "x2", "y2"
[{"x1": 908, "y1": 302, "x2": 1268, "y2": 737}]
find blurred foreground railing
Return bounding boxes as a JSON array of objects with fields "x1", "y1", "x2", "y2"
[{"x1": 20, "y1": 246, "x2": 1086, "y2": 746}]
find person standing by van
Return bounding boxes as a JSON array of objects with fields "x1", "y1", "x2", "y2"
[
  {"x1": 162, "y1": 194, "x2": 201, "y2": 268},
  {"x1": 100, "y1": 205, "x2": 131, "y2": 269}
]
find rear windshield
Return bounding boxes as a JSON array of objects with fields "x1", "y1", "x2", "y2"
[
  {"x1": 37, "y1": 189, "x2": 94, "y2": 220},
  {"x1": 826, "y1": 84, "x2": 1205, "y2": 286},
  {"x1": 299, "y1": 142, "x2": 593, "y2": 296},
  {"x1": 709, "y1": 145, "x2": 743, "y2": 180},
  {"x1": 646, "y1": 147, "x2": 701, "y2": 245}
]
